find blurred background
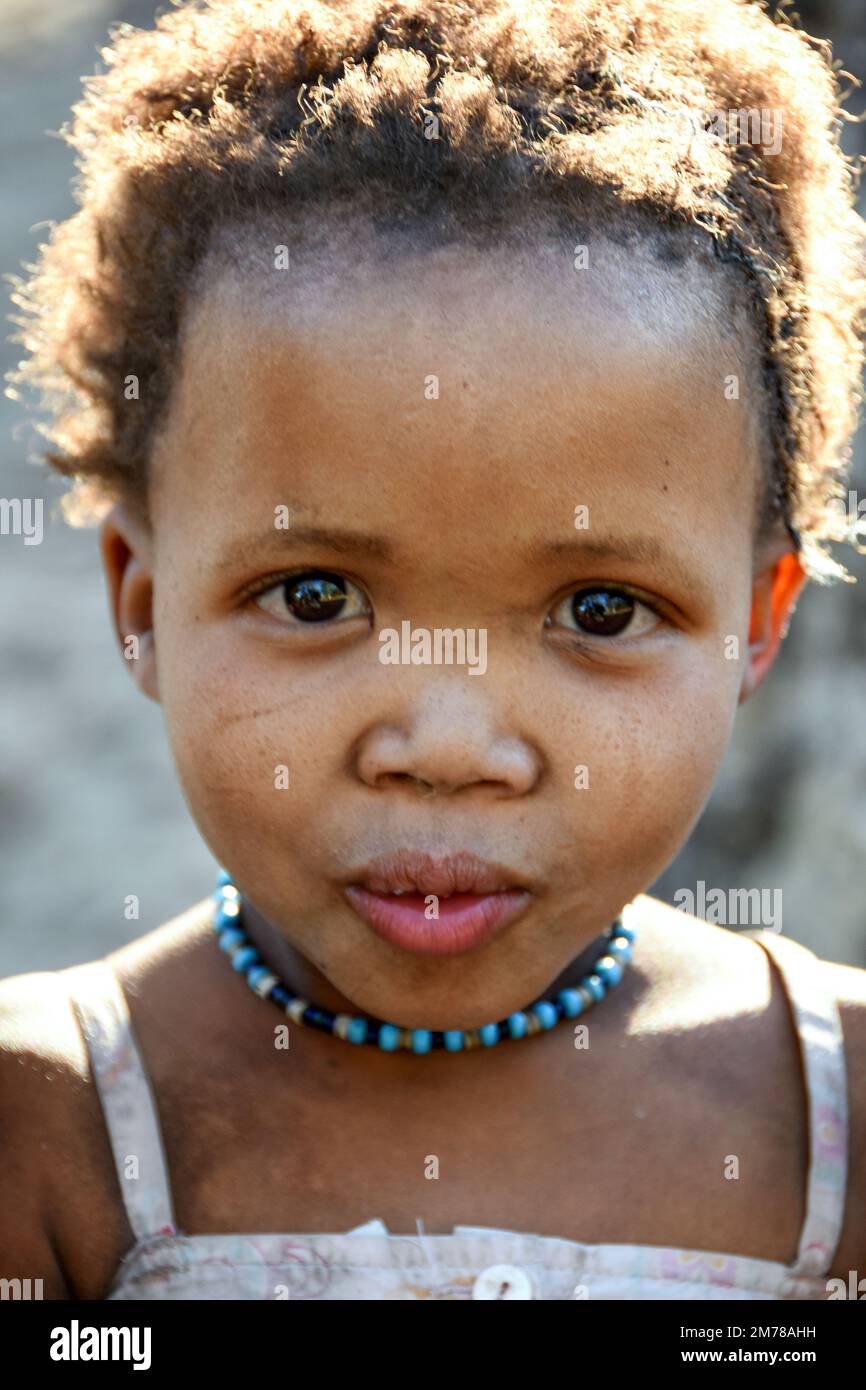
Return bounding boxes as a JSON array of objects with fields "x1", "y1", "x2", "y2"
[{"x1": 1, "y1": 0, "x2": 864, "y2": 975}]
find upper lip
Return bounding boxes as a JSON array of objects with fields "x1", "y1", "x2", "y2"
[{"x1": 347, "y1": 849, "x2": 530, "y2": 896}]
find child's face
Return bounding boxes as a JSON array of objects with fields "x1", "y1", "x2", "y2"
[{"x1": 102, "y1": 222, "x2": 804, "y2": 1029}]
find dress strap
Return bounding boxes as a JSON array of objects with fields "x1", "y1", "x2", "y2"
[
  {"x1": 65, "y1": 959, "x2": 177, "y2": 1242},
  {"x1": 742, "y1": 929, "x2": 849, "y2": 1277}
]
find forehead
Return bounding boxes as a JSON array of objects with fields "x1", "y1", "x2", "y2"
[
  {"x1": 150, "y1": 213, "x2": 764, "y2": 552},
  {"x1": 181, "y1": 209, "x2": 750, "y2": 361}
]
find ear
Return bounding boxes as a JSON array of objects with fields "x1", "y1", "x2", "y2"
[
  {"x1": 738, "y1": 548, "x2": 808, "y2": 704},
  {"x1": 99, "y1": 501, "x2": 160, "y2": 703}
]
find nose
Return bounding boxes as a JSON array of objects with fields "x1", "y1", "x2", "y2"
[{"x1": 352, "y1": 687, "x2": 543, "y2": 797}]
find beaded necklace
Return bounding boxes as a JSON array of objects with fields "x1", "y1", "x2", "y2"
[{"x1": 212, "y1": 869, "x2": 635, "y2": 1054}]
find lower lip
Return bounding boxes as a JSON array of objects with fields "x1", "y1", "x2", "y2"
[{"x1": 343, "y1": 886, "x2": 532, "y2": 956}]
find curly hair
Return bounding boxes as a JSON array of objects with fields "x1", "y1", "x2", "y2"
[{"x1": 6, "y1": 0, "x2": 866, "y2": 582}]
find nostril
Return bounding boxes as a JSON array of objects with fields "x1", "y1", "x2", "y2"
[{"x1": 388, "y1": 773, "x2": 436, "y2": 794}]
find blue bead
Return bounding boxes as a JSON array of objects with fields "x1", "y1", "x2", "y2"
[
  {"x1": 213, "y1": 907, "x2": 241, "y2": 932},
  {"x1": 444, "y1": 1030, "x2": 464, "y2": 1051},
  {"x1": 411, "y1": 1029, "x2": 433, "y2": 1054},
  {"x1": 347, "y1": 1017, "x2": 368, "y2": 1045},
  {"x1": 595, "y1": 957, "x2": 623, "y2": 987},
  {"x1": 557, "y1": 988, "x2": 584, "y2": 1018},
  {"x1": 378, "y1": 1023, "x2": 401, "y2": 1051},
  {"x1": 607, "y1": 938, "x2": 632, "y2": 962},
  {"x1": 614, "y1": 922, "x2": 636, "y2": 942},
  {"x1": 532, "y1": 1001, "x2": 558, "y2": 1029},
  {"x1": 507, "y1": 1012, "x2": 528, "y2": 1038},
  {"x1": 479, "y1": 1023, "x2": 500, "y2": 1047},
  {"x1": 217, "y1": 926, "x2": 245, "y2": 952},
  {"x1": 216, "y1": 869, "x2": 233, "y2": 887},
  {"x1": 246, "y1": 964, "x2": 271, "y2": 990},
  {"x1": 232, "y1": 945, "x2": 259, "y2": 972},
  {"x1": 582, "y1": 973, "x2": 606, "y2": 1002}
]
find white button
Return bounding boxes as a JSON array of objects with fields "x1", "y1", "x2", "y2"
[{"x1": 471, "y1": 1263, "x2": 535, "y2": 1299}]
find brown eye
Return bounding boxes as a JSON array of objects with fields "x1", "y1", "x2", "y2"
[
  {"x1": 572, "y1": 589, "x2": 634, "y2": 636},
  {"x1": 549, "y1": 588, "x2": 660, "y2": 640},
  {"x1": 254, "y1": 570, "x2": 369, "y2": 625}
]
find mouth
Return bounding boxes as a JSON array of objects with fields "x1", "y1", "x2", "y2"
[
  {"x1": 342, "y1": 886, "x2": 533, "y2": 956},
  {"x1": 342, "y1": 849, "x2": 534, "y2": 956}
]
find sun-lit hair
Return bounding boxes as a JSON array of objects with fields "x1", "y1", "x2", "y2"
[{"x1": 6, "y1": 0, "x2": 866, "y2": 581}]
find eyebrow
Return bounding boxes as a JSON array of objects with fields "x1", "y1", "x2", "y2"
[
  {"x1": 530, "y1": 534, "x2": 706, "y2": 602},
  {"x1": 224, "y1": 524, "x2": 701, "y2": 595},
  {"x1": 528, "y1": 535, "x2": 669, "y2": 566},
  {"x1": 224, "y1": 525, "x2": 395, "y2": 568}
]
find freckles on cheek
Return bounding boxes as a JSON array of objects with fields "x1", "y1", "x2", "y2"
[
  {"x1": 575, "y1": 669, "x2": 736, "y2": 876},
  {"x1": 158, "y1": 641, "x2": 282, "y2": 826},
  {"x1": 637, "y1": 698, "x2": 729, "y2": 819},
  {"x1": 158, "y1": 640, "x2": 339, "y2": 861}
]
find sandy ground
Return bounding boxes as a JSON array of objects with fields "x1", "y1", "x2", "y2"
[{"x1": 1, "y1": 1, "x2": 865, "y2": 977}]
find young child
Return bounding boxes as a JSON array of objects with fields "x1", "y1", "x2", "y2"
[{"x1": 3, "y1": 0, "x2": 866, "y2": 1302}]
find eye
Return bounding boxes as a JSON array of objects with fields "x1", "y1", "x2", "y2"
[
  {"x1": 253, "y1": 569, "x2": 370, "y2": 625},
  {"x1": 548, "y1": 587, "x2": 661, "y2": 640}
]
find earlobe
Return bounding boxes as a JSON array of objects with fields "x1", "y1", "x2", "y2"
[
  {"x1": 739, "y1": 550, "x2": 808, "y2": 704},
  {"x1": 98, "y1": 503, "x2": 160, "y2": 703}
]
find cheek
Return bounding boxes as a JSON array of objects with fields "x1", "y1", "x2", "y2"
[
  {"x1": 554, "y1": 654, "x2": 739, "y2": 873},
  {"x1": 154, "y1": 575, "x2": 740, "y2": 900},
  {"x1": 154, "y1": 616, "x2": 343, "y2": 862}
]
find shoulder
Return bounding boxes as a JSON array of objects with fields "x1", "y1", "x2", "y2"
[
  {"x1": 819, "y1": 952, "x2": 866, "y2": 1019},
  {"x1": 817, "y1": 955, "x2": 866, "y2": 1278},
  {"x1": 757, "y1": 947, "x2": 866, "y2": 1277},
  {"x1": 0, "y1": 894, "x2": 215, "y2": 1299},
  {"x1": 0, "y1": 967, "x2": 93, "y2": 1297},
  {"x1": 821, "y1": 953, "x2": 866, "y2": 1053},
  {"x1": 632, "y1": 897, "x2": 866, "y2": 1276},
  {"x1": 0, "y1": 965, "x2": 93, "y2": 1137},
  {"x1": 625, "y1": 893, "x2": 775, "y2": 1006},
  {"x1": 103, "y1": 894, "x2": 215, "y2": 986}
]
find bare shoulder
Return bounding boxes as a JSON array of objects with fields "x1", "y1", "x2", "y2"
[
  {"x1": 817, "y1": 954, "x2": 866, "y2": 1277},
  {"x1": 625, "y1": 892, "x2": 780, "y2": 1012},
  {"x1": 0, "y1": 966, "x2": 92, "y2": 1298},
  {"x1": 0, "y1": 896, "x2": 215, "y2": 1299},
  {"x1": 632, "y1": 895, "x2": 866, "y2": 1275}
]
